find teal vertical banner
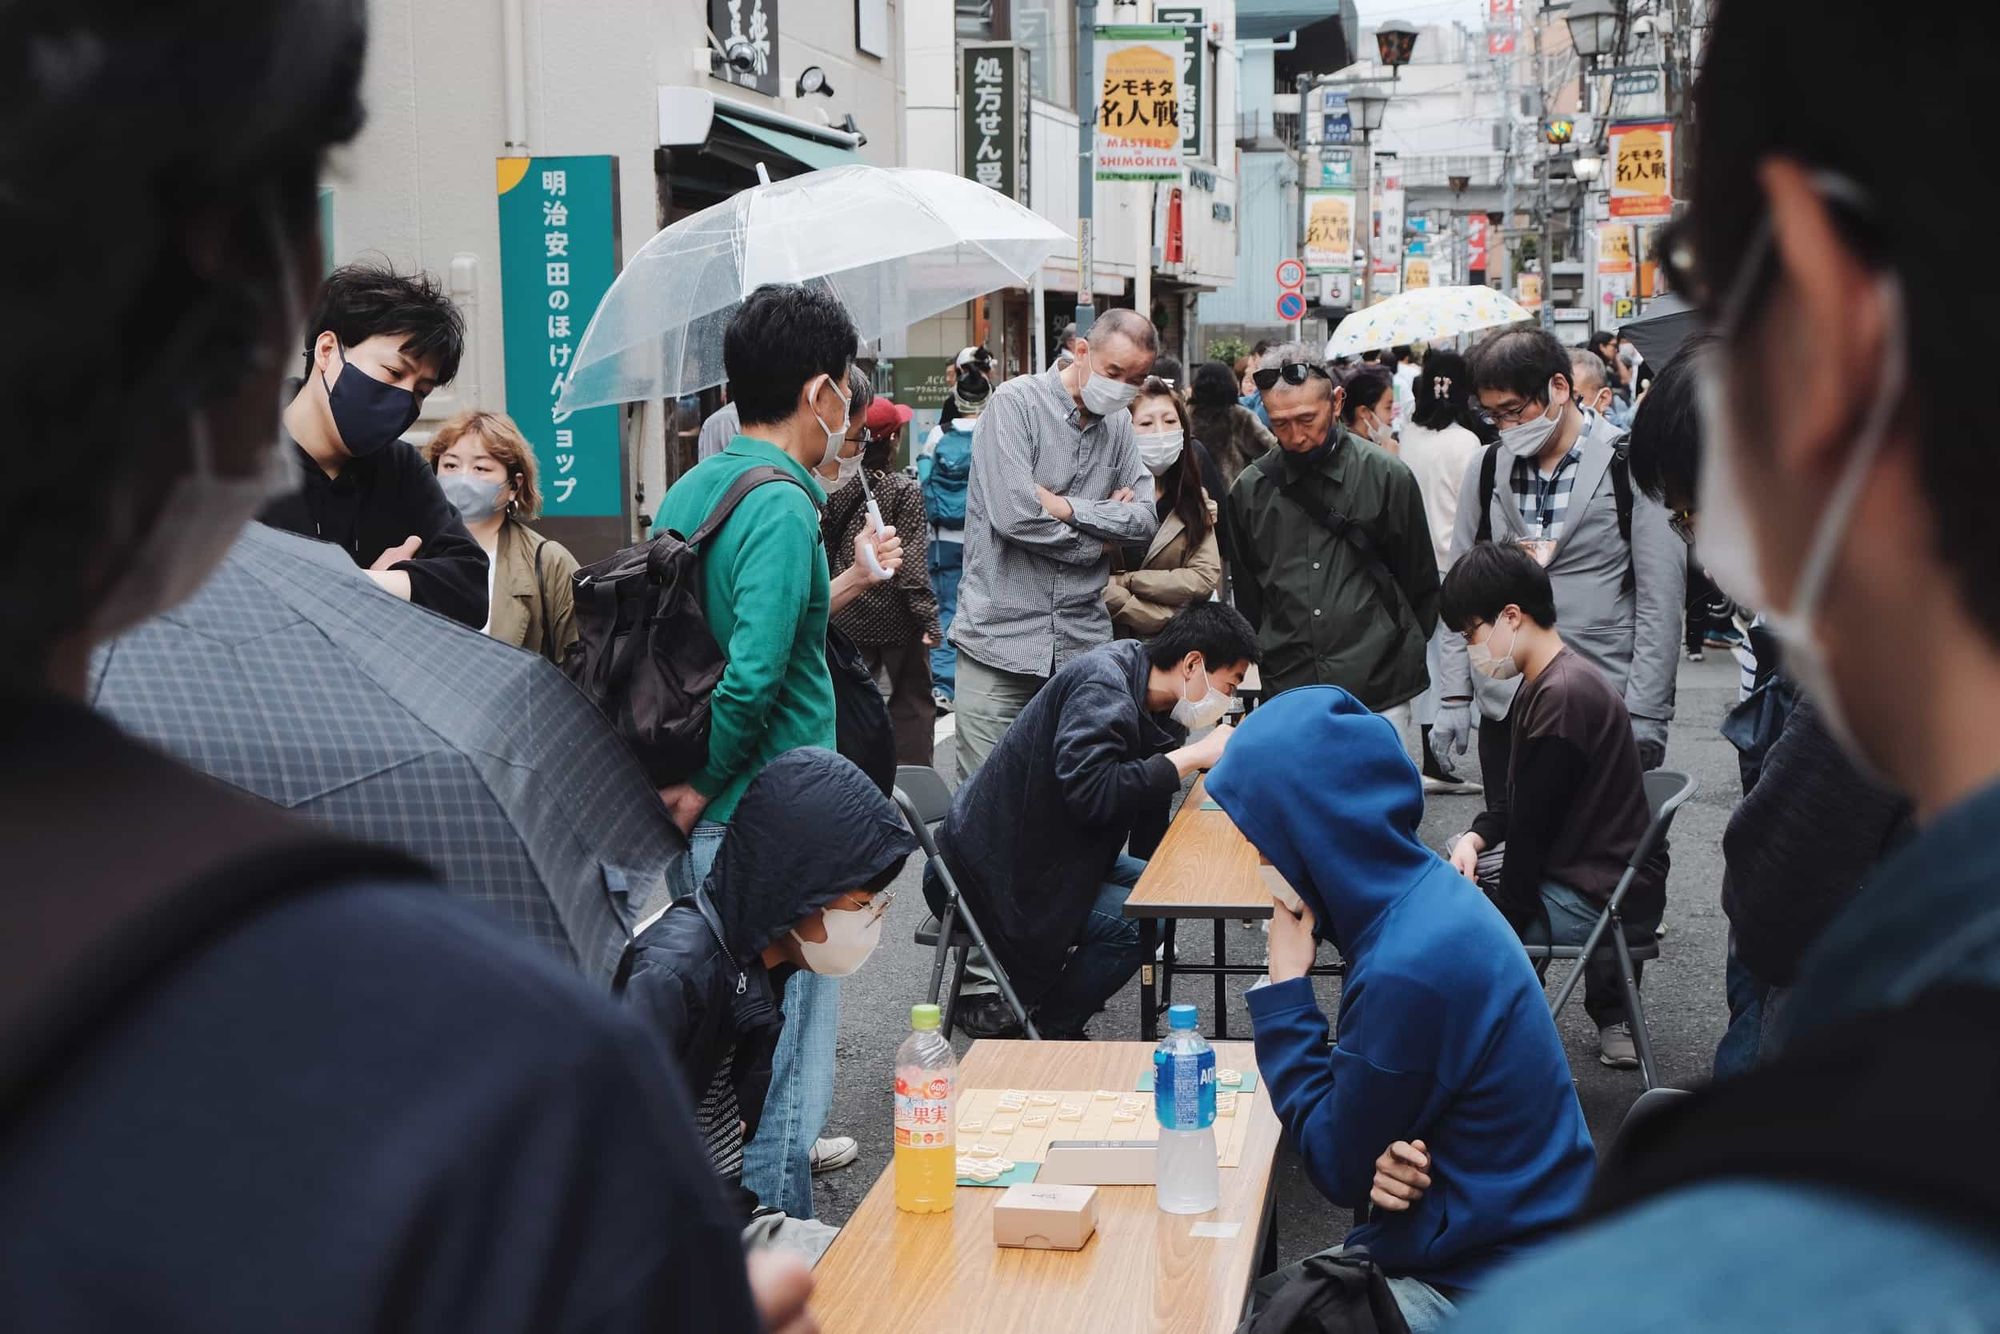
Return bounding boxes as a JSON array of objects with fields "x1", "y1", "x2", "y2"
[{"x1": 497, "y1": 154, "x2": 622, "y2": 517}]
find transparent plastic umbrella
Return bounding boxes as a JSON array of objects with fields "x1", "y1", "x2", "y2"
[
  {"x1": 1324, "y1": 285, "x2": 1535, "y2": 359},
  {"x1": 559, "y1": 165, "x2": 1069, "y2": 411}
]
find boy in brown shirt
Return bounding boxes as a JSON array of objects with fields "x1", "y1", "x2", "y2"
[{"x1": 1439, "y1": 541, "x2": 1665, "y2": 1069}]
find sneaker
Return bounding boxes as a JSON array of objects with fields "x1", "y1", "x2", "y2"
[
  {"x1": 1421, "y1": 751, "x2": 1482, "y2": 795},
  {"x1": 809, "y1": 1136, "x2": 859, "y2": 1175},
  {"x1": 1597, "y1": 1022, "x2": 1640, "y2": 1069},
  {"x1": 1686, "y1": 648, "x2": 1705, "y2": 662},
  {"x1": 953, "y1": 993, "x2": 1025, "y2": 1039},
  {"x1": 932, "y1": 687, "x2": 954, "y2": 715}
]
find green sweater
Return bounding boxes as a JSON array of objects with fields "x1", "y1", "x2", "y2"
[{"x1": 654, "y1": 434, "x2": 834, "y2": 824}]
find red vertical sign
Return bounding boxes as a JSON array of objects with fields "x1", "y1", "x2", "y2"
[
  {"x1": 1488, "y1": 0, "x2": 1516, "y2": 55},
  {"x1": 1467, "y1": 215, "x2": 1490, "y2": 271}
]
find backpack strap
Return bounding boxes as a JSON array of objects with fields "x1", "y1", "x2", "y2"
[
  {"x1": 1278, "y1": 475, "x2": 1421, "y2": 659},
  {"x1": 0, "y1": 697, "x2": 431, "y2": 1130},
  {"x1": 531, "y1": 533, "x2": 556, "y2": 663},
  {"x1": 1475, "y1": 443, "x2": 1500, "y2": 544},
  {"x1": 686, "y1": 465, "x2": 810, "y2": 550},
  {"x1": 1589, "y1": 983, "x2": 2000, "y2": 1232},
  {"x1": 1608, "y1": 434, "x2": 1634, "y2": 544}
]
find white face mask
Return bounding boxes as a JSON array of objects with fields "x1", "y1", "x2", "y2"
[
  {"x1": 1468, "y1": 617, "x2": 1521, "y2": 681},
  {"x1": 1137, "y1": 428, "x2": 1184, "y2": 476},
  {"x1": 1170, "y1": 660, "x2": 1232, "y2": 732},
  {"x1": 1359, "y1": 411, "x2": 1394, "y2": 448},
  {"x1": 1496, "y1": 378, "x2": 1565, "y2": 459},
  {"x1": 1695, "y1": 183, "x2": 1904, "y2": 764},
  {"x1": 91, "y1": 214, "x2": 305, "y2": 640},
  {"x1": 812, "y1": 376, "x2": 852, "y2": 469},
  {"x1": 1081, "y1": 363, "x2": 1142, "y2": 416},
  {"x1": 828, "y1": 450, "x2": 863, "y2": 490},
  {"x1": 791, "y1": 899, "x2": 886, "y2": 977}
]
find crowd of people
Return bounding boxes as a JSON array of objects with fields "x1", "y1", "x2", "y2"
[{"x1": 8, "y1": 0, "x2": 1998, "y2": 1329}]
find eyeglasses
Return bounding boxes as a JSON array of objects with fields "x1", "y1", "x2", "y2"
[
  {"x1": 832, "y1": 888, "x2": 895, "y2": 923},
  {"x1": 1252, "y1": 361, "x2": 1332, "y2": 391},
  {"x1": 1473, "y1": 398, "x2": 1543, "y2": 429},
  {"x1": 1667, "y1": 508, "x2": 1696, "y2": 545}
]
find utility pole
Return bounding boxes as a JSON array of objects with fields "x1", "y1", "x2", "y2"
[
  {"x1": 1533, "y1": 8, "x2": 1554, "y2": 332},
  {"x1": 1497, "y1": 8, "x2": 1517, "y2": 296},
  {"x1": 1075, "y1": 0, "x2": 1098, "y2": 336}
]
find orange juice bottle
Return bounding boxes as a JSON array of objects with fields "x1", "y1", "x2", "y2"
[{"x1": 894, "y1": 1003, "x2": 956, "y2": 1213}]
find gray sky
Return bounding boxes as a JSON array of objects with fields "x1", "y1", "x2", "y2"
[{"x1": 1351, "y1": 0, "x2": 1487, "y2": 35}]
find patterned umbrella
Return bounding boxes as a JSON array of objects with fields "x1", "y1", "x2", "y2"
[
  {"x1": 1324, "y1": 285, "x2": 1535, "y2": 358},
  {"x1": 90, "y1": 523, "x2": 682, "y2": 985}
]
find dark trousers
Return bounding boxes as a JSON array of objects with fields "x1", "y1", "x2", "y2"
[{"x1": 860, "y1": 641, "x2": 935, "y2": 768}]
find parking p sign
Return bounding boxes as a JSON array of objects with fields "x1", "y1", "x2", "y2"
[{"x1": 1276, "y1": 290, "x2": 1307, "y2": 322}]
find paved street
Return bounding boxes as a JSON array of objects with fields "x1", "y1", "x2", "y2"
[{"x1": 812, "y1": 650, "x2": 1743, "y2": 1258}]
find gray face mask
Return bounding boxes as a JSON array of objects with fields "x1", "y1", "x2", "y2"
[{"x1": 439, "y1": 473, "x2": 507, "y2": 523}]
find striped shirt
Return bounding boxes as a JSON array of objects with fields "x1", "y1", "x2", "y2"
[{"x1": 1511, "y1": 443, "x2": 1585, "y2": 542}]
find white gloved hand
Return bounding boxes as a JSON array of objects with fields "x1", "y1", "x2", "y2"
[{"x1": 1432, "y1": 702, "x2": 1473, "y2": 759}]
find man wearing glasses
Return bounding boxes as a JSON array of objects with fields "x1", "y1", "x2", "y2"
[{"x1": 1225, "y1": 343, "x2": 1441, "y2": 712}]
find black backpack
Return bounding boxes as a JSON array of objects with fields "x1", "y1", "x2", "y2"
[
  {"x1": 1474, "y1": 438, "x2": 1633, "y2": 545},
  {"x1": 563, "y1": 466, "x2": 796, "y2": 787},
  {"x1": 1234, "y1": 1249, "x2": 1412, "y2": 1334},
  {"x1": 565, "y1": 465, "x2": 896, "y2": 794}
]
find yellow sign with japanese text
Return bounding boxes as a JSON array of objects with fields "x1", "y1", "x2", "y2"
[
  {"x1": 1597, "y1": 223, "x2": 1634, "y2": 273},
  {"x1": 1518, "y1": 273, "x2": 1542, "y2": 308},
  {"x1": 1404, "y1": 256, "x2": 1432, "y2": 289},
  {"x1": 1609, "y1": 120, "x2": 1674, "y2": 219},
  {"x1": 1303, "y1": 190, "x2": 1355, "y2": 272},
  {"x1": 1094, "y1": 28, "x2": 1185, "y2": 181}
]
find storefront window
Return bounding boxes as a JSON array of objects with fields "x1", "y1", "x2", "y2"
[
  {"x1": 955, "y1": 0, "x2": 993, "y2": 39},
  {"x1": 1010, "y1": 0, "x2": 1073, "y2": 110}
]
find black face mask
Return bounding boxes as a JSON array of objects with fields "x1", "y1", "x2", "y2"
[{"x1": 322, "y1": 345, "x2": 420, "y2": 458}]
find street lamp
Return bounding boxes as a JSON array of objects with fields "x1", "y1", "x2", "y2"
[
  {"x1": 1564, "y1": 0, "x2": 1621, "y2": 63},
  {"x1": 1375, "y1": 19, "x2": 1420, "y2": 77},
  {"x1": 1573, "y1": 153, "x2": 1602, "y2": 182},
  {"x1": 1342, "y1": 82, "x2": 1393, "y2": 308}
]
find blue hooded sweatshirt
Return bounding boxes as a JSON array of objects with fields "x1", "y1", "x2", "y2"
[{"x1": 1208, "y1": 686, "x2": 1594, "y2": 1293}]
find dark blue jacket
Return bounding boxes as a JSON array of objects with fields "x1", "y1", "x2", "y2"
[{"x1": 1209, "y1": 686, "x2": 1594, "y2": 1293}]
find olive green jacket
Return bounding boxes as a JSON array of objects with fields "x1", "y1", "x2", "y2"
[{"x1": 1224, "y1": 431, "x2": 1439, "y2": 709}]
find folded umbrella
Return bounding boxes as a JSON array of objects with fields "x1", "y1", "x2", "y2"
[
  {"x1": 1324, "y1": 285, "x2": 1535, "y2": 359},
  {"x1": 559, "y1": 164, "x2": 1069, "y2": 410},
  {"x1": 89, "y1": 523, "x2": 681, "y2": 984}
]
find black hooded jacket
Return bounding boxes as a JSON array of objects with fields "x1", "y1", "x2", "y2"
[{"x1": 617, "y1": 749, "x2": 914, "y2": 1146}]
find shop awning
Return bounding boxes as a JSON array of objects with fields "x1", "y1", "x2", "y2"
[{"x1": 714, "y1": 109, "x2": 860, "y2": 172}]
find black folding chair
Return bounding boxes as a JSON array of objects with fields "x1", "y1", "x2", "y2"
[
  {"x1": 1528, "y1": 768, "x2": 1699, "y2": 1091},
  {"x1": 892, "y1": 764, "x2": 1039, "y2": 1041}
]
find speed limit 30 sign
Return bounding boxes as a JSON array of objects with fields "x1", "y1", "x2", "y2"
[{"x1": 1274, "y1": 258, "x2": 1306, "y2": 290}]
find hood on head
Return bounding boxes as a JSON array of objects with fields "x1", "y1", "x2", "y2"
[
  {"x1": 704, "y1": 748, "x2": 917, "y2": 957},
  {"x1": 1206, "y1": 687, "x2": 1436, "y2": 952}
]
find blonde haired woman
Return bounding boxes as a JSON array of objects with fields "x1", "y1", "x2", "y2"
[{"x1": 424, "y1": 410, "x2": 578, "y2": 664}]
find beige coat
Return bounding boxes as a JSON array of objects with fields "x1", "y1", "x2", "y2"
[
  {"x1": 1103, "y1": 496, "x2": 1222, "y2": 638},
  {"x1": 487, "y1": 517, "x2": 579, "y2": 665}
]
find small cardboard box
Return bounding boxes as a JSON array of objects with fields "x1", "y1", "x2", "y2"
[
  {"x1": 1039, "y1": 1139, "x2": 1157, "y2": 1186},
  {"x1": 993, "y1": 1182, "x2": 1099, "y2": 1252}
]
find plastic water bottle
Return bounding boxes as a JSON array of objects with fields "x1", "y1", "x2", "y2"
[
  {"x1": 1154, "y1": 1003, "x2": 1219, "y2": 1214},
  {"x1": 894, "y1": 1003, "x2": 957, "y2": 1213}
]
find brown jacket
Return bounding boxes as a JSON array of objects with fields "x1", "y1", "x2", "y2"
[
  {"x1": 487, "y1": 517, "x2": 579, "y2": 665},
  {"x1": 1104, "y1": 495, "x2": 1222, "y2": 638}
]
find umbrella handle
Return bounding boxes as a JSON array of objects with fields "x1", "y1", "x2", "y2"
[{"x1": 859, "y1": 498, "x2": 891, "y2": 580}]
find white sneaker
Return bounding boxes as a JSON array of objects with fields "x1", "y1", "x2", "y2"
[{"x1": 809, "y1": 1135, "x2": 859, "y2": 1174}]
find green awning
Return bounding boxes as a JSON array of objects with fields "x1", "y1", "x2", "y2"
[{"x1": 715, "y1": 110, "x2": 860, "y2": 172}]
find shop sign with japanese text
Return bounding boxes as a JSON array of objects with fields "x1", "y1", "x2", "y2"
[
  {"x1": 961, "y1": 43, "x2": 1027, "y2": 202},
  {"x1": 497, "y1": 155, "x2": 622, "y2": 518},
  {"x1": 1609, "y1": 119, "x2": 1675, "y2": 218},
  {"x1": 1156, "y1": 8, "x2": 1207, "y2": 161},
  {"x1": 1303, "y1": 189, "x2": 1355, "y2": 273},
  {"x1": 1093, "y1": 26, "x2": 1185, "y2": 181}
]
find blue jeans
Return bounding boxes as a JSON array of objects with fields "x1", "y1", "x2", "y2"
[
  {"x1": 1530, "y1": 880, "x2": 1660, "y2": 1030},
  {"x1": 1714, "y1": 932, "x2": 1769, "y2": 1079},
  {"x1": 1033, "y1": 854, "x2": 1149, "y2": 1036},
  {"x1": 928, "y1": 537, "x2": 962, "y2": 699},
  {"x1": 1252, "y1": 1248, "x2": 1458, "y2": 1333},
  {"x1": 676, "y1": 820, "x2": 840, "y2": 1220}
]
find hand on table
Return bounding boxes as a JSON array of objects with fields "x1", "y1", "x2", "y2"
[
  {"x1": 1370, "y1": 1140, "x2": 1431, "y2": 1213},
  {"x1": 746, "y1": 1249, "x2": 817, "y2": 1334},
  {"x1": 1448, "y1": 832, "x2": 1483, "y2": 882},
  {"x1": 1167, "y1": 719, "x2": 1235, "y2": 777},
  {"x1": 1267, "y1": 893, "x2": 1317, "y2": 983}
]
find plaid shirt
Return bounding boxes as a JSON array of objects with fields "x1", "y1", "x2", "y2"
[{"x1": 1511, "y1": 443, "x2": 1585, "y2": 541}]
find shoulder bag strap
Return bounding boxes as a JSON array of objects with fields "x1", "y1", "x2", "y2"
[
  {"x1": 1278, "y1": 476, "x2": 1420, "y2": 654},
  {"x1": 686, "y1": 465, "x2": 809, "y2": 551},
  {"x1": 531, "y1": 534, "x2": 557, "y2": 663},
  {"x1": 1476, "y1": 443, "x2": 1500, "y2": 544}
]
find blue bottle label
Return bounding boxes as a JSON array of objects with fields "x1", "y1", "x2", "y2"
[{"x1": 1154, "y1": 1047, "x2": 1216, "y2": 1130}]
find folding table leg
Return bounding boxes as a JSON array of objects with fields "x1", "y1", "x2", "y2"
[
  {"x1": 1213, "y1": 918, "x2": 1229, "y2": 1040},
  {"x1": 1139, "y1": 916, "x2": 1159, "y2": 1041}
]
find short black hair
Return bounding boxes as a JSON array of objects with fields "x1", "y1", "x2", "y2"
[
  {"x1": 307, "y1": 262, "x2": 466, "y2": 385},
  {"x1": 1251, "y1": 339, "x2": 1273, "y2": 356},
  {"x1": 1589, "y1": 329, "x2": 1617, "y2": 357},
  {"x1": 1088, "y1": 307, "x2": 1160, "y2": 355},
  {"x1": 1690, "y1": 0, "x2": 1998, "y2": 644},
  {"x1": 1339, "y1": 365, "x2": 1395, "y2": 425},
  {"x1": 1468, "y1": 327, "x2": 1571, "y2": 403},
  {"x1": 724, "y1": 283, "x2": 857, "y2": 427},
  {"x1": 1057, "y1": 322, "x2": 1078, "y2": 351},
  {"x1": 1391, "y1": 344, "x2": 1413, "y2": 364},
  {"x1": 1412, "y1": 349, "x2": 1473, "y2": 432},
  {"x1": 1191, "y1": 359, "x2": 1240, "y2": 409},
  {"x1": 1146, "y1": 602, "x2": 1260, "y2": 671},
  {"x1": 1153, "y1": 355, "x2": 1185, "y2": 385},
  {"x1": 1440, "y1": 542, "x2": 1558, "y2": 634},
  {"x1": 1626, "y1": 339, "x2": 1707, "y2": 508}
]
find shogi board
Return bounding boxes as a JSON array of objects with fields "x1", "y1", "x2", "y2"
[{"x1": 954, "y1": 1087, "x2": 1256, "y2": 1170}]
